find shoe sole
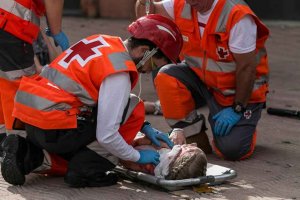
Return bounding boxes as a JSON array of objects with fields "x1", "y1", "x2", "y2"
[{"x1": 1, "y1": 135, "x2": 25, "y2": 185}]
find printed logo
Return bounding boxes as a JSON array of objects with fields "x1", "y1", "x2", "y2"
[
  {"x1": 216, "y1": 46, "x2": 229, "y2": 60},
  {"x1": 244, "y1": 110, "x2": 252, "y2": 119},
  {"x1": 59, "y1": 36, "x2": 109, "y2": 69}
]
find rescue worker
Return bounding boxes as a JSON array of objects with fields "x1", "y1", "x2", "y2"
[
  {"x1": 136, "y1": 0, "x2": 270, "y2": 160},
  {"x1": 0, "y1": 0, "x2": 69, "y2": 151},
  {"x1": 1, "y1": 14, "x2": 183, "y2": 187}
]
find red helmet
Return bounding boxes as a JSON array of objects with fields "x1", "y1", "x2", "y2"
[{"x1": 128, "y1": 14, "x2": 183, "y2": 63}]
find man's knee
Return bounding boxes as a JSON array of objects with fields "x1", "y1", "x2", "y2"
[
  {"x1": 155, "y1": 73, "x2": 195, "y2": 119},
  {"x1": 214, "y1": 133, "x2": 256, "y2": 161},
  {"x1": 214, "y1": 141, "x2": 245, "y2": 160}
]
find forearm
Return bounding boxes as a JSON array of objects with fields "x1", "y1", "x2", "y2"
[
  {"x1": 234, "y1": 51, "x2": 257, "y2": 106},
  {"x1": 135, "y1": 0, "x2": 154, "y2": 18},
  {"x1": 135, "y1": 0, "x2": 170, "y2": 19},
  {"x1": 98, "y1": 131, "x2": 140, "y2": 162},
  {"x1": 44, "y1": 0, "x2": 64, "y2": 34},
  {"x1": 97, "y1": 72, "x2": 140, "y2": 162}
]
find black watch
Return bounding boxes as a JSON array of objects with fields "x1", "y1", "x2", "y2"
[{"x1": 232, "y1": 102, "x2": 246, "y2": 114}]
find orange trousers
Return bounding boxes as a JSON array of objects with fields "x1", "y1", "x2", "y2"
[{"x1": 0, "y1": 79, "x2": 21, "y2": 131}]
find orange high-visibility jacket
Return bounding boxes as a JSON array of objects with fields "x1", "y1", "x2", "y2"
[
  {"x1": 13, "y1": 35, "x2": 139, "y2": 131},
  {"x1": 0, "y1": 0, "x2": 45, "y2": 44},
  {"x1": 174, "y1": 0, "x2": 270, "y2": 106}
]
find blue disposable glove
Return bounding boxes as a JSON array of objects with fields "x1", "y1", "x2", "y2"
[
  {"x1": 137, "y1": 149, "x2": 160, "y2": 166},
  {"x1": 45, "y1": 28, "x2": 69, "y2": 51},
  {"x1": 212, "y1": 107, "x2": 242, "y2": 137},
  {"x1": 141, "y1": 122, "x2": 174, "y2": 148},
  {"x1": 52, "y1": 31, "x2": 69, "y2": 51}
]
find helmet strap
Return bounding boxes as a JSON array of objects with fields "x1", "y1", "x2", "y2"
[{"x1": 136, "y1": 47, "x2": 158, "y2": 69}]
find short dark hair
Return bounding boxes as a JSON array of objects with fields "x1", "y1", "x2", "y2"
[{"x1": 128, "y1": 37, "x2": 171, "y2": 63}]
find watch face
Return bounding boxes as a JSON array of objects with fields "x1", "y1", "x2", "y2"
[{"x1": 235, "y1": 104, "x2": 242, "y2": 113}]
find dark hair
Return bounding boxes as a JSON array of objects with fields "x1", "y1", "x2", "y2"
[{"x1": 128, "y1": 37, "x2": 171, "y2": 63}]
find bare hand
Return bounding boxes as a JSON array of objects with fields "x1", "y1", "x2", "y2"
[{"x1": 169, "y1": 128, "x2": 186, "y2": 145}]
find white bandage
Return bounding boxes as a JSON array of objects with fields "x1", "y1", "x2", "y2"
[{"x1": 154, "y1": 145, "x2": 181, "y2": 178}]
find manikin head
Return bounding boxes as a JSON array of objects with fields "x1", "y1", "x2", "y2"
[
  {"x1": 166, "y1": 143, "x2": 207, "y2": 180},
  {"x1": 185, "y1": 0, "x2": 215, "y2": 13},
  {"x1": 126, "y1": 14, "x2": 183, "y2": 73}
]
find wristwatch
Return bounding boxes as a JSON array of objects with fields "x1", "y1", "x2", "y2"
[
  {"x1": 232, "y1": 102, "x2": 246, "y2": 114},
  {"x1": 141, "y1": 121, "x2": 151, "y2": 130}
]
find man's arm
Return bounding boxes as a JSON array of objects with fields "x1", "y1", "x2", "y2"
[
  {"x1": 44, "y1": 0, "x2": 64, "y2": 35},
  {"x1": 97, "y1": 72, "x2": 140, "y2": 162},
  {"x1": 229, "y1": 15, "x2": 258, "y2": 107},
  {"x1": 233, "y1": 50, "x2": 257, "y2": 107},
  {"x1": 213, "y1": 15, "x2": 257, "y2": 136},
  {"x1": 135, "y1": 0, "x2": 171, "y2": 18}
]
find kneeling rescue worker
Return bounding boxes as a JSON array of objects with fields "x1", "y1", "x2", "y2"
[{"x1": 0, "y1": 14, "x2": 183, "y2": 187}]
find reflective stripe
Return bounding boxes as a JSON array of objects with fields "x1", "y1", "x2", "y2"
[
  {"x1": 253, "y1": 75, "x2": 269, "y2": 90},
  {"x1": 180, "y1": 2, "x2": 192, "y2": 19},
  {"x1": 166, "y1": 109, "x2": 204, "y2": 137},
  {"x1": 181, "y1": 120, "x2": 203, "y2": 137},
  {"x1": 121, "y1": 94, "x2": 141, "y2": 125},
  {"x1": 219, "y1": 88, "x2": 235, "y2": 96},
  {"x1": 184, "y1": 55, "x2": 203, "y2": 69},
  {"x1": 0, "y1": 65, "x2": 36, "y2": 80},
  {"x1": 206, "y1": 58, "x2": 236, "y2": 72},
  {"x1": 185, "y1": 55, "x2": 236, "y2": 72},
  {"x1": 256, "y1": 48, "x2": 267, "y2": 63},
  {"x1": 15, "y1": 90, "x2": 72, "y2": 111},
  {"x1": 0, "y1": 0, "x2": 40, "y2": 26},
  {"x1": 0, "y1": 125, "x2": 5, "y2": 133},
  {"x1": 108, "y1": 52, "x2": 131, "y2": 71},
  {"x1": 167, "y1": 109, "x2": 198, "y2": 126},
  {"x1": 216, "y1": 75, "x2": 269, "y2": 96},
  {"x1": 215, "y1": 0, "x2": 247, "y2": 33},
  {"x1": 40, "y1": 66, "x2": 96, "y2": 106},
  {"x1": 186, "y1": 51, "x2": 266, "y2": 73}
]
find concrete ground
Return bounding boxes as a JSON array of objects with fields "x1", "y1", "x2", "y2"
[{"x1": 0, "y1": 17, "x2": 299, "y2": 200}]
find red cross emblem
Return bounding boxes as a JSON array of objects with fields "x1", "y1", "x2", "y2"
[
  {"x1": 244, "y1": 110, "x2": 252, "y2": 119},
  {"x1": 216, "y1": 46, "x2": 229, "y2": 60},
  {"x1": 58, "y1": 36, "x2": 109, "y2": 68}
]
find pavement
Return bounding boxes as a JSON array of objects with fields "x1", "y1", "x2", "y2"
[{"x1": 0, "y1": 17, "x2": 299, "y2": 200}]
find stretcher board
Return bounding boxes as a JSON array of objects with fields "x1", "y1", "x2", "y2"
[{"x1": 114, "y1": 163, "x2": 237, "y2": 191}]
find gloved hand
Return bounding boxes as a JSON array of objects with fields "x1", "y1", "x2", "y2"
[
  {"x1": 212, "y1": 107, "x2": 242, "y2": 137},
  {"x1": 45, "y1": 28, "x2": 69, "y2": 51},
  {"x1": 137, "y1": 149, "x2": 160, "y2": 166},
  {"x1": 141, "y1": 122, "x2": 174, "y2": 148}
]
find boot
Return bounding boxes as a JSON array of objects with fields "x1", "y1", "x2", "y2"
[
  {"x1": 0, "y1": 133, "x2": 7, "y2": 159},
  {"x1": 64, "y1": 170, "x2": 118, "y2": 188},
  {"x1": 1, "y1": 135, "x2": 27, "y2": 185},
  {"x1": 186, "y1": 130, "x2": 212, "y2": 154},
  {"x1": 1, "y1": 135, "x2": 44, "y2": 185},
  {"x1": 64, "y1": 148, "x2": 117, "y2": 187}
]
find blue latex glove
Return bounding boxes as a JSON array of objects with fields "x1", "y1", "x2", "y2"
[
  {"x1": 137, "y1": 149, "x2": 160, "y2": 166},
  {"x1": 52, "y1": 32, "x2": 69, "y2": 51},
  {"x1": 45, "y1": 28, "x2": 69, "y2": 51},
  {"x1": 212, "y1": 107, "x2": 242, "y2": 137},
  {"x1": 141, "y1": 122, "x2": 174, "y2": 148}
]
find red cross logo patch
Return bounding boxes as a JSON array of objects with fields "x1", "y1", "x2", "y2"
[
  {"x1": 59, "y1": 36, "x2": 109, "y2": 68},
  {"x1": 244, "y1": 110, "x2": 252, "y2": 119},
  {"x1": 216, "y1": 46, "x2": 229, "y2": 60}
]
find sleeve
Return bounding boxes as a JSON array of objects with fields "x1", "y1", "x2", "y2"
[
  {"x1": 96, "y1": 72, "x2": 140, "y2": 162},
  {"x1": 229, "y1": 14, "x2": 257, "y2": 54},
  {"x1": 162, "y1": 0, "x2": 175, "y2": 19}
]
